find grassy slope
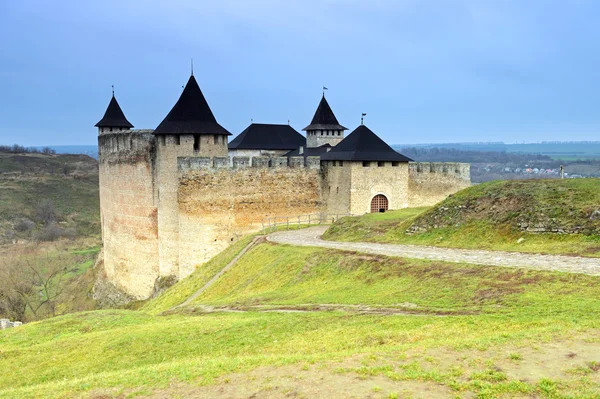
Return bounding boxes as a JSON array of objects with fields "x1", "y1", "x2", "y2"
[
  {"x1": 3, "y1": 240, "x2": 600, "y2": 398},
  {"x1": 324, "y1": 179, "x2": 600, "y2": 256},
  {"x1": 188, "y1": 243, "x2": 600, "y2": 317},
  {"x1": 0, "y1": 153, "x2": 101, "y2": 321},
  {"x1": 0, "y1": 153, "x2": 100, "y2": 237},
  {"x1": 141, "y1": 235, "x2": 257, "y2": 314}
]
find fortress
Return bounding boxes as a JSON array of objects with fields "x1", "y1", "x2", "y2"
[{"x1": 96, "y1": 74, "x2": 471, "y2": 299}]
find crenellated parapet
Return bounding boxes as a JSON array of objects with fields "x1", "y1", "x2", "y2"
[
  {"x1": 407, "y1": 162, "x2": 471, "y2": 207},
  {"x1": 98, "y1": 130, "x2": 156, "y2": 165},
  {"x1": 177, "y1": 155, "x2": 322, "y2": 173},
  {"x1": 408, "y1": 162, "x2": 470, "y2": 182}
]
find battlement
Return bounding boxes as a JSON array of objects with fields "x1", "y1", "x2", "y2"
[
  {"x1": 408, "y1": 162, "x2": 470, "y2": 181},
  {"x1": 98, "y1": 130, "x2": 156, "y2": 163},
  {"x1": 178, "y1": 156, "x2": 322, "y2": 173}
]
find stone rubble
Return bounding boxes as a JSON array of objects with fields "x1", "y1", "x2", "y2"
[{"x1": 0, "y1": 319, "x2": 23, "y2": 330}]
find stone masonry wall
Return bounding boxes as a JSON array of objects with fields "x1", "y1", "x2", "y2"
[
  {"x1": 408, "y1": 162, "x2": 471, "y2": 207},
  {"x1": 98, "y1": 131, "x2": 159, "y2": 299},
  {"x1": 155, "y1": 134, "x2": 228, "y2": 281},
  {"x1": 177, "y1": 156, "x2": 322, "y2": 278},
  {"x1": 321, "y1": 161, "x2": 352, "y2": 215},
  {"x1": 349, "y1": 161, "x2": 410, "y2": 214}
]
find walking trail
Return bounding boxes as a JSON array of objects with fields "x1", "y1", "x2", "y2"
[
  {"x1": 267, "y1": 226, "x2": 600, "y2": 276},
  {"x1": 169, "y1": 226, "x2": 600, "y2": 313}
]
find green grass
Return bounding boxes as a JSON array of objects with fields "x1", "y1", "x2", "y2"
[
  {"x1": 140, "y1": 235, "x2": 258, "y2": 315},
  {"x1": 0, "y1": 241, "x2": 600, "y2": 398},
  {"x1": 188, "y1": 243, "x2": 600, "y2": 319},
  {"x1": 0, "y1": 308, "x2": 598, "y2": 399},
  {"x1": 3, "y1": 239, "x2": 600, "y2": 397},
  {"x1": 324, "y1": 179, "x2": 600, "y2": 256}
]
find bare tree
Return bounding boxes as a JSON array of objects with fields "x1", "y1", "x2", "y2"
[
  {"x1": 0, "y1": 249, "x2": 71, "y2": 320},
  {"x1": 35, "y1": 200, "x2": 57, "y2": 225}
]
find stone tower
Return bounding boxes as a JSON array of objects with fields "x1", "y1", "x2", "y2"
[
  {"x1": 96, "y1": 94, "x2": 159, "y2": 299},
  {"x1": 303, "y1": 95, "x2": 348, "y2": 148},
  {"x1": 153, "y1": 74, "x2": 231, "y2": 279},
  {"x1": 320, "y1": 125, "x2": 413, "y2": 215}
]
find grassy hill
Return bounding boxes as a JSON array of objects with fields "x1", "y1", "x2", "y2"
[
  {"x1": 324, "y1": 179, "x2": 600, "y2": 257},
  {"x1": 0, "y1": 152, "x2": 101, "y2": 321},
  {"x1": 2, "y1": 236, "x2": 600, "y2": 398},
  {"x1": 0, "y1": 152, "x2": 100, "y2": 239}
]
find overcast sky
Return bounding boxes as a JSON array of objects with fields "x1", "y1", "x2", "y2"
[{"x1": 1, "y1": 0, "x2": 600, "y2": 146}]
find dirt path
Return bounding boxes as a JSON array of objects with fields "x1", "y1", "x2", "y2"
[
  {"x1": 170, "y1": 236, "x2": 265, "y2": 311},
  {"x1": 268, "y1": 226, "x2": 600, "y2": 276},
  {"x1": 177, "y1": 303, "x2": 453, "y2": 317}
]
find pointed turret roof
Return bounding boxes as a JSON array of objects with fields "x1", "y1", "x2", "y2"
[
  {"x1": 95, "y1": 95, "x2": 134, "y2": 128},
  {"x1": 154, "y1": 75, "x2": 231, "y2": 135},
  {"x1": 303, "y1": 95, "x2": 348, "y2": 131},
  {"x1": 229, "y1": 123, "x2": 306, "y2": 150},
  {"x1": 320, "y1": 125, "x2": 412, "y2": 162}
]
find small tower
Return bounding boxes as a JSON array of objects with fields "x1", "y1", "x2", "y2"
[
  {"x1": 95, "y1": 91, "x2": 134, "y2": 135},
  {"x1": 320, "y1": 125, "x2": 413, "y2": 215},
  {"x1": 303, "y1": 94, "x2": 347, "y2": 148}
]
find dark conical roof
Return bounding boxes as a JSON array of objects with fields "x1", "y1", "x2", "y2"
[
  {"x1": 320, "y1": 125, "x2": 412, "y2": 162},
  {"x1": 303, "y1": 95, "x2": 347, "y2": 131},
  {"x1": 154, "y1": 75, "x2": 231, "y2": 135},
  {"x1": 229, "y1": 123, "x2": 306, "y2": 150},
  {"x1": 95, "y1": 95, "x2": 134, "y2": 128}
]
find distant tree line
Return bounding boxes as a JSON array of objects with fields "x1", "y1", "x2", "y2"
[
  {"x1": 399, "y1": 147, "x2": 553, "y2": 163},
  {"x1": 0, "y1": 144, "x2": 56, "y2": 155}
]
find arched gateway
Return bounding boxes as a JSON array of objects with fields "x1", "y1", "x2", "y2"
[{"x1": 370, "y1": 194, "x2": 389, "y2": 213}]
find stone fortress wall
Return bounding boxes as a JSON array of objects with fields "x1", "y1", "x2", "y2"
[
  {"x1": 98, "y1": 132, "x2": 471, "y2": 299},
  {"x1": 408, "y1": 162, "x2": 471, "y2": 207},
  {"x1": 177, "y1": 156, "x2": 323, "y2": 277}
]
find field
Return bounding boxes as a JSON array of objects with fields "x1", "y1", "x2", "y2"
[
  {"x1": 0, "y1": 152, "x2": 101, "y2": 321},
  {"x1": 325, "y1": 179, "x2": 600, "y2": 257},
  {"x1": 3, "y1": 157, "x2": 600, "y2": 398},
  {"x1": 2, "y1": 239, "x2": 600, "y2": 398}
]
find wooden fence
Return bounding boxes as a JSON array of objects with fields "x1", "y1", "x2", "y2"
[{"x1": 261, "y1": 213, "x2": 356, "y2": 234}]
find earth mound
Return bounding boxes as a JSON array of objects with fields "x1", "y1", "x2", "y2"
[{"x1": 407, "y1": 179, "x2": 600, "y2": 235}]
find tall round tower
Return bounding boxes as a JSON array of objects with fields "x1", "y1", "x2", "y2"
[
  {"x1": 96, "y1": 93, "x2": 159, "y2": 299},
  {"x1": 303, "y1": 94, "x2": 348, "y2": 148}
]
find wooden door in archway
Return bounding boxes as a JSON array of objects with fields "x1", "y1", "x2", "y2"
[{"x1": 370, "y1": 194, "x2": 388, "y2": 213}]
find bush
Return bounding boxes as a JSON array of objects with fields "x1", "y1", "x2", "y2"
[
  {"x1": 14, "y1": 218, "x2": 35, "y2": 232},
  {"x1": 62, "y1": 228, "x2": 78, "y2": 240},
  {"x1": 4, "y1": 230, "x2": 16, "y2": 240},
  {"x1": 35, "y1": 200, "x2": 57, "y2": 225},
  {"x1": 34, "y1": 223, "x2": 63, "y2": 242}
]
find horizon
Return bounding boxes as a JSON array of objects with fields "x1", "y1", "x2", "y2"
[{"x1": 2, "y1": 1, "x2": 600, "y2": 146}]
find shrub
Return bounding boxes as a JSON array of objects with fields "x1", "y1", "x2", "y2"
[
  {"x1": 62, "y1": 228, "x2": 78, "y2": 240},
  {"x1": 14, "y1": 218, "x2": 35, "y2": 232},
  {"x1": 35, "y1": 200, "x2": 57, "y2": 225},
  {"x1": 4, "y1": 230, "x2": 16, "y2": 240},
  {"x1": 34, "y1": 223, "x2": 63, "y2": 242}
]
